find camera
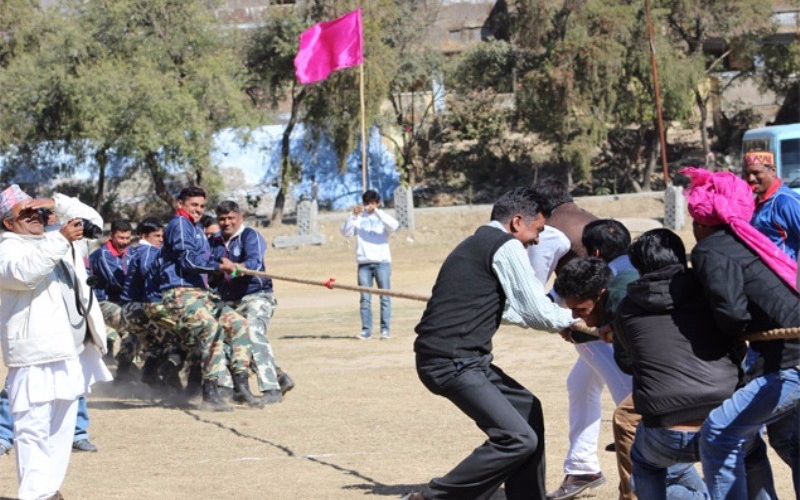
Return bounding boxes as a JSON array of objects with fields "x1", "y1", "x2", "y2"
[
  {"x1": 78, "y1": 218, "x2": 103, "y2": 239},
  {"x1": 36, "y1": 209, "x2": 53, "y2": 225}
]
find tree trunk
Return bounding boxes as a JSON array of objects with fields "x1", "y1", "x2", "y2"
[
  {"x1": 641, "y1": 133, "x2": 658, "y2": 192},
  {"x1": 695, "y1": 88, "x2": 710, "y2": 154},
  {"x1": 94, "y1": 148, "x2": 108, "y2": 212},
  {"x1": 271, "y1": 87, "x2": 307, "y2": 226},
  {"x1": 145, "y1": 151, "x2": 175, "y2": 209}
]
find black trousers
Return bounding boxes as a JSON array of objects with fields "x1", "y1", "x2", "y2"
[{"x1": 416, "y1": 353, "x2": 546, "y2": 500}]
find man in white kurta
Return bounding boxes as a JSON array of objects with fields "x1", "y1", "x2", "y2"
[{"x1": 0, "y1": 185, "x2": 111, "y2": 500}]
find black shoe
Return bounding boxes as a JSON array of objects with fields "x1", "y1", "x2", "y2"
[
  {"x1": 232, "y1": 371, "x2": 265, "y2": 408},
  {"x1": 72, "y1": 439, "x2": 98, "y2": 453},
  {"x1": 604, "y1": 442, "x2": 616, "y2": 452},
  {"x1": 201, "y1": 379, "x2": 233, "y2": 412},
  {"x1": 158, "y1": 356, "x2": 184, "y2": 393},
  {"x1": 546, "y1": 473, "x2": 605, "y2": 500},
  {"x1": 140, "y1": 357, "x2": 161, "y2": 387},
  {"x1": 277, "y1": 370, "x2": 295, "y2": 395}
]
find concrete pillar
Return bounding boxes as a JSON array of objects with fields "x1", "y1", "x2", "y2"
[
  {"x1": 296, "y1": 198, "x2": 318, "y2": 236},
  {"x1": 393, "y1": 186, "x2": 415, "y2": 230},
  {"x1": 664, "y1": 185, "x2": 686, "y2": 230}
]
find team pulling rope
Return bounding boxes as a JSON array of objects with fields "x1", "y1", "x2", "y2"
[{"x1": 231, "y1": 267, "x2": 800, "y2": 342}]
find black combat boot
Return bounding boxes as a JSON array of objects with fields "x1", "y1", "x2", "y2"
[
  {"x1": 232, "y1": 371, "x2": 265, "y2": 408},
  {"x1": 201, "y1": 379, "x2": 233, "y2": 412},
  {"x1": 276, "y1": 368, "x2": 295, "y2": 395},
  {"x1": 140, "y1": 356, "x2": 161, "y2": 387}
]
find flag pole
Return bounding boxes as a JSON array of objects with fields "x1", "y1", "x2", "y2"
[{"x1": 360, "y1": 63, "x2": 367, "y2": 192}]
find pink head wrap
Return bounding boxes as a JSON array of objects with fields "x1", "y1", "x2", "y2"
[
  {"x1": 0, "y1": 184, "x2": 31, "y2": 217},
  {"x1": 680, "y1": 167, "x2": 797, "y2": 290}
]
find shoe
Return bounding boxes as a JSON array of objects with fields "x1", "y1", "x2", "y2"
[
  {"x1": 260, "y1": 389, "x2": 283, "y2": 405},
  {"x1": 277, "y1": 370, "x2": 295, "y2": 395},
  {"x1": 605, "y1": 442, "x2": 616, "y2": 452},
  {"x1": 201, "y1": 379, "x2": 234, "y2": 412},
  {"x1": 401, "y1": 493, "x2": 426, "y2": 500},
  {"x1": 232, "y1": 371, "x2": 265, "y2": 408},
  {"x1": 0, "y1": 441, "x2": 11, "y2": 455},
  {"x1": 45, "y1": 491, "x2": 64, "y2": 500},
  {"x1": 72, "y1": 439, "x2": 98, "y2": 453},
  {"x1": 380, "y1": 330, "x2": 390, "y2": 339},
  {"x1": 358, "y1": 332, "x2": 372, "y2": 340},
  {"x1": 546, "y1": 473, "x2": 605, "y2": 500}
]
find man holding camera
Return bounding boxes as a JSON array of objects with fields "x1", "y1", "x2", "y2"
[{"x1": 0, "y1": 185, "x2": 112, "y2": 500}]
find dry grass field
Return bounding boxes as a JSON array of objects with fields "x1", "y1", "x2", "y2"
[{"x1": 0, "y1": 193, "x2": 793, "y2": 499}]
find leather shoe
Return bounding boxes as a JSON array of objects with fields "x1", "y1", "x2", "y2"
[
  {"x1": 72, "y1": 439, "x2": 98, "y2": 452},
  {"x1": 546, "y1": 472, "x2": 605, "y2": 500},
  {"x1": 401, "y1": 493, "x2": 426, "y2": 500}
]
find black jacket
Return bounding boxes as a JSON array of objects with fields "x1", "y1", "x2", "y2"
[
  {"x1": 615, "y1": 265, "x2": 744, "y2": 427},
  {"x1": 692, "y1": 228, "x2": 800, "y2": 378}
]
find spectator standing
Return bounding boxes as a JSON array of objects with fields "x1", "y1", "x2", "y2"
[
  {"x1": 0, "y1": 186, "x2": 112, "y2": 500},
  {"x1": 340, "y1": 189, "x2": 399, "y2": 340},
  {"x1": 744, "y1": 150, "x2": 800, "y2": 474}
]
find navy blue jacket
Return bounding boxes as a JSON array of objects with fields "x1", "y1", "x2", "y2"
[
  {"x1": 89, "y1": 240, "x2": 133, "y2": 302},
  {"x1": 160, "y1": 214, "x2": 220, "y2": 291},
  {"x1": 121, "y1": 243, "x2": 162, "y2": 303},
  {"x1": 209, "y1": 226, "x2": 273, "y2": 301}
]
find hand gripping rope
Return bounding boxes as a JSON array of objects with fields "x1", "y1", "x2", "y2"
[{"x1": 569, "y1": 319, "x2": 800, "y2": 343}]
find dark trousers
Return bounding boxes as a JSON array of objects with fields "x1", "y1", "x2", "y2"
[{"x1": 416, "y1": 353, "x2": 546, "y2": 500}]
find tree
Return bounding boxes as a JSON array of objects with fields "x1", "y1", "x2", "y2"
[
  {"x1": 245, "y1": 12, "x2": 308, "y2": 225},
  {"x1": 515, "y1": 0, "x2": 639, "y2": 186},
  {"x1": 0, "y1": 0, "x2": 253, "y2": 212},
  {"x1": 376, "y1": 0, "x2": 443, "y2": 187},
  {"x1": 657, "y1": 0, "x2": 774, "y2": 153},
  {"x1": 245, "y1": 0, "x2": 433, "y2": 222}
]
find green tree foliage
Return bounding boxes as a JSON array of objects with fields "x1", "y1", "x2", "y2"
[
  {"x1": 377, "y1": 0, "x2": 442, "y2": 186},
  {"x1": 516, "y1": 0, "x2": 638, "y2": 184},
  {"x1": 0, "y1": 0, "x2": 252, "y2": 211},
  {"x1": 245, "y1": 0, "x2": 438, "y2": 221},
  {"x1": 657, "y1": 0, "x2": 774, "y2": 153}
]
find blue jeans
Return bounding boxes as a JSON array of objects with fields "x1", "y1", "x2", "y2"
[
  {"x1": 700, "y1": 367, "x2": 800, "y2": 500},
  {"x1": 0, "y1": 389, "x2": 89, "y2": 446},
  {"x1": 631, "y1": 424, "x2": 708, "y2": 500},
  {"x1": 357, "y1": 262, "x2": 391, "y2": 335}
]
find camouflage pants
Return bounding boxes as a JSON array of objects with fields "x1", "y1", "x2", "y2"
[
  {"x1": 121, "y1": 301, "x2": 184, "y2": 359},
  {"x1": 161, "y1": 287, "x2": 250, "y2": 382},
  {"x1": 228, "y1": 293, "x2": 280, "y2": 392},
  {"x1": 101, "y1": 300, "x2": 138, "y2": 362},
  {"x1": 99, "y1": 300, "x2": 123, "y2": 342}
]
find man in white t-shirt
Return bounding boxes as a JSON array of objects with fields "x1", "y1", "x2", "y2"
[{"x1": 340, "y1": 190, "x2": 399, "y2": 340}]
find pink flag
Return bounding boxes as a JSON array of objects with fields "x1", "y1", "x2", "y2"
[{"x1": 294, "y1": 9, "x2": 363, "y2": 85}]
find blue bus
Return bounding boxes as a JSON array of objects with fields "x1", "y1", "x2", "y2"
[{"x1": 742, "y1": 124, "x2": 800, "y2": 191}]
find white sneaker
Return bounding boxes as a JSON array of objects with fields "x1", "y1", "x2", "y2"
[
  {"x1": 358, "y1": 332, "x2": 372, "y2": 340},
  {"x1": 380, "y1": 330, "x2": 390, "y2": 339}
]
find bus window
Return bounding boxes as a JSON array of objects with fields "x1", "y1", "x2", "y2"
[{"x1": 780, "y1": 138, "x2": 800, "y2": 187}]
